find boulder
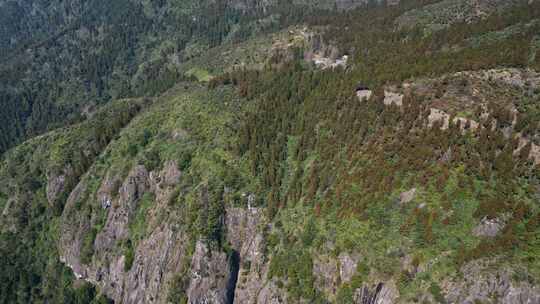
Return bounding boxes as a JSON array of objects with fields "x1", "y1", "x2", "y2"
[
  {"x1": 357, "y1": 90, "x2": 373, "y2": 101},
  {"x1": 383, "y1": 91, "x2": 404, "y2": 106},
  {"x1": 428, "y1": 108, "x2": 450, "y2": 130},
  {"x1": 399, "y1": 188, "x2": 417, "y2": 205},
  {"x1": 339, "y1": 253, "x2": 360, "y2": 283},
  {"x1": 473, "y1": 216, "x2": 506, "y2": 238}
]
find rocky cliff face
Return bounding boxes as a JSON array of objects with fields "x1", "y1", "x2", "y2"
[
  {"x1": 51, "y1": 76, "x2": 540, "y2": 303},
  {"x1": 225, "y1": 206, "x2": 290, "y2": 304},
  {"x1": 443, "y1": 260, "x2": 540, "y2": 304},
  {"x1": 2, "y1": 1, "x2": 540, "y2": 302},
  {"x1": 60, "y1": 162, "x2": 191, "y2": 304},
  {"x1": 187, "y1": 240, "x2": 237, "y2": 304},
  {"x1": 59, "y1": 161, "x2": 287, "y2": 303},
  {"x1": 58, "y1": 166, "x2": 540, "y2": 304}
]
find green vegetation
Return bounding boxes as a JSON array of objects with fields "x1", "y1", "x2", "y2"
[
  {"x1": 129, "y1": 192, "x2": 155, "y2": 243},
  {"x1": 124, "y1": 240, "x2": 136, "y2": 272},
  {"x1": 185, "y1": 68, "x2": 213, "y2": 82},
  {"x1": 1, "y1": 0, "x2": 540, "y2": 303},
  {"x1": 0, "y1": 99, "x2": 145, "y2": 303},
  {"x1": 0, "y1": 191, "x2": 6, "y2": 211},
  {"x1": 81, "y1": 228, "x2": 98, "y2": 265},
  {"x1": 205, "y1": 1, "x2": 540, "y2": 300},
  {"x1": 336, "y1": 264, "x2": 370, "y2": 303},
  {"x1": 269, "y1": 246, "x2": 322, "y2": 302},
  {"x1": 0, "y1": 0, "x2": 280, "y2": 154}
]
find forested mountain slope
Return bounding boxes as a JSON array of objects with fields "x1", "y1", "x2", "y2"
[
  {"x1": 0, "y1": 0, "x2": 389, "y2": 154},
  {"x1": 0, "y1": 0, "x2": 289, "y2": 153},
  {"x1": 1, "y1": 0, "x2": 540, "y2": 303}
]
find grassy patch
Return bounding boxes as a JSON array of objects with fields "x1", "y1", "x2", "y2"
[
  {"x1": 124, "y1": 240, "x2": 135, "y2": 272},
  {"x1": 0, "y1": 191, "x2": 6, "y2": 212},
  {"x1": 129, "y1": 192, "x2": 155, "y2": 243},
  {"x1": 80, "y1": 228, "x2": 98, "y2": 265},
  {"x1": 185, "y1": 67, "x2": 213, "y2": 82}
]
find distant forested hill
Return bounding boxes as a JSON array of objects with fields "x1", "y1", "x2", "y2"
[
  {"x1": 0, "y1": 0, "x2": 398, "y2": 154},
  {"x1": 0, "y1": 0, "x2": 277, "y2": 153}
]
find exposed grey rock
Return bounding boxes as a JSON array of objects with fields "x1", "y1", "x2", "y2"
[
  {"x1": 444, "y1": 260, "x2": 540, "y2": 304},
  {"x1": 440, "y1": 148, "x2": 452, "y2": 163},
  {"x1": 162, "y1": 161, "x2": 182, "y2": 186},
  {"x1": 122, "y1": 226, "x2": 189, "y2": 304},
  {"x1": 225, "y1": 206, "x2": 263, "y2": 251},
  {"x1": 46, "y1": 172, "x2": 66, "y2": 205},
  {"x1": 339, "y1": 253, "x2": 360, "y2": 283},
  {"x1": 357, "y1": 89, "x2": 373, "y2": 101},
  {"x1": 247, "y1": 194, "x2": 256, "y2": 209},
  {"x1": 476, "y1": 68, "x2": 540, "y2": 89},
  {"x1": 383, "y1": 91, "x2": 404, "y2": 106},
  {"x1": 515, "y1": 135, "x2": 540, "y2": 166},
  {"x1": 428, "y1": 108, "x2": 450, "y2": 130},
  {"x1": 473, "y1": 216, "x2": 506, "y2": 238},
  {"x1": 332, "y1": 0, "x2": 397, "y2": 10},
  {"x1": 399, "y1": 188, "x2": 417, "y2": 205},
  {"x1": 119, "y1": 165, "x2": 150, "y2": 208},
  {"x1": 187, "y1": 241, "x2": 234, "y2": 304},
  {"x1": 57, "y1": 162, "x2": 540, "y2": 304},
  {"x1": 60, "y1": 164, "x2": 192, "y2": 304},
  {"x1": 225, "y1": 206, "x2": 282, "y2": 303},
  {"x1": 400, "y1": 254, "x2": 419, "y2": 276},
  {"x1": 94, "y1": 166, "x2": 149, "y2": 253},
  {"x1": 354, "y1": 281, "x2": 399, "y2": 304},
  {"x1": 313, "y1": 254, "x2": 339, "y2": 298},
  {"x1": 396, "y1": 0, "x2": 520, "y2": 30},
  {"x1": 46, "y1": 165, "x2": 74, "y2": 206},
  {"x1": 452, "y1": 116, "x2": 480, "y2": 132},
  {"x1": 59, "y1": 180, "x2": 90, "y2": 279},
  {"x1": 97, "y1": 172, "x2": 121, "y2": 209},
  {"x1": 256, "y1": 280, "x2": 288, "y2": 304},
  {"x1": 149, "y1": 160, "x2": 181, "y2": 203}
]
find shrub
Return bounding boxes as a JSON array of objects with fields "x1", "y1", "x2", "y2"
[
  {"x1": 124, "y1": 240, "x2": 135, "y2": 272},
  {"x1": 139, "y1": 148, "x2": 161, "y2": 172},
  {"x1": 336, "y1": 285, "x2": 355, "y2": 304},
  {"x1": 429, "y1": 282, "x2": 446, "y2": 303},
  {"x1": 178, "y1": 150, "x2": 193, "y2": 171},
  {"x1": 166, "y1": 274, "x2": 189, "y2": 304},
  {"x1": 81, "y1": 228, "x2": 98, "y2": 265}
]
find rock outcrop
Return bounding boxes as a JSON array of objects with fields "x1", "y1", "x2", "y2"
[
  {"x1": 399, "y1": 188, "x2": 417, "y2": 205},
  {"x1": 444, "y1": 261, "x2": 540, "y2": 304},
  {"x1": 58, "y1": 163, "x2": 540, "y2": 304},
  {"x1": 473, "y1": 216, "x2": 507, "y2": 238},
  {"x1": 60, "y1": 164, "x2": 190, "y2": 304},
  {"x1": 187, "y1": 241, "x2": 237, "y2": 304},
  {"x1": 357, "y1": 89, "x2": 373, "y2": 101},
  {"x1": 313, "y1": 254, "x2": 340, "y2": 297},
  {"x1": 46, "y1": 165, "x2": 74, "y2": 207},
  {"x1": 60, "y1": 164, "x2": 289, "y2": 304},
  {"x1": 354, "y1": 281, "x2": 399, "y2": 304},
  {"x1": 339, "y1": 253, "x2": 361, "y2": 283},
  {"x1": 383, "y1": 91, "x2": 404, "y2": 106},
  {"x1": 225, "y1": 206, "x2": 288, "y2": 303}
]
